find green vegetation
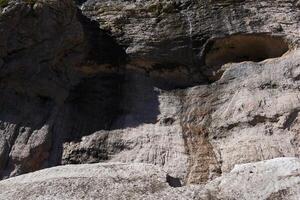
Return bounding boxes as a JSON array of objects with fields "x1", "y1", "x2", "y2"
[{"x1": 0, "y1": 0, "x2": 8, "y2": 8}]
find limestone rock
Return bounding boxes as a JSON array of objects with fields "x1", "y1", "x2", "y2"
[
  {"x1": 208, "y1": 157, "x2": 300, "y2": 200},
  {"x1": 0, "y1": 157, "x2": 300, "y2": 200},
  {"x1": 0, "y1": 162, "x2": 200, "y2": 200},
  {"x1": 0, "y1": 0, "x2": 124, "y2": 179},
  {"x1": 0, "y1": 0, "x2": 85, "y2": 179},
  {"x1": 181, "y1": 50, "x2": 300, "y2": 183},
  {"x1": 80, "y1": 0, "x2": 300, "y2": 84},
  {"x1": 1, "y1": 0, "x2": 300, "y2": 198}
]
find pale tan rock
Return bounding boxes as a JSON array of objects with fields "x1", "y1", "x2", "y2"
[
  {"x1": 1, "y1": 0, "x2": 300, "y2": 199},
  {"x1": 207, "y1": 157, "x2": 300, "y2": 200},
  {"x1": 0, "y1": 158, "x2": 300, "y2": 200}
]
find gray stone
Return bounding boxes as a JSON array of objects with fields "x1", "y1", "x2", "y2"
[
  {"x1": 0, "y1": 158, "x2": 300, "y2": 200},
  {"x1": 1, "y1": 0, "x2": 300, "y2": 199}
]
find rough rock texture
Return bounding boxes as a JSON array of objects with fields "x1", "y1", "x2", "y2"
[
  {"x1": 0, "y1": 157, "x2": 300, "y2": 200},
  {"x1": 0, "y1": 0, "x2": 85, "y2": 179},
  {"x1": 1, "y1": 0, "x2": 300, "y2": 199},
  {"x1": 181, "y1": 49, "x2": 300, "y2": 183},
  {"x1": 61, "y1": 87, "x2": 189, "y2": 180},
  {"x1": 208, "y1": 157, "x2": 300, "y2": 200},
  {"x1": 0, "y1": 0, "x2": 124, "y2": 179},
  {"x1": 0, "y1": 163, "x2": 184, "y2": 200},
  {"x1": 80, "y1": 0, "x2": 300, "y2": 82}
]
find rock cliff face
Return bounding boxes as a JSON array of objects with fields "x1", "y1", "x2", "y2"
[{"x1": 0, "y1": 0, "x2": 300, "y2": 199}]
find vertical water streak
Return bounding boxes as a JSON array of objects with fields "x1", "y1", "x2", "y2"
[
  {"x1": 180, "y1": 9, "x2": 195, "y2": 70},
  {"x1": 182, "y1": 11, "x2": 193, "y2": 49}
]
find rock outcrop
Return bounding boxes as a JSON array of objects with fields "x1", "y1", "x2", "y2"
[
  {"x1": 0, "y1": 157, "x2": 299, "y2": 200},
  {"x1": 0, "y1": 0, "x2": 300, "y2": 199},
  {"x1": 0, "y1": 0, "x2": 85, "y2": 179}
]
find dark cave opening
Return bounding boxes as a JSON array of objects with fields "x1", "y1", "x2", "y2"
[
  {"x1": 62, "y1": 73, "x2": 123, "y2": 141},
  {"x1": 204, "y1": 34, "x2": 289, "y2": 67},
  {"x1": 166, "y1": 174, "x2": 182, "y2": 187}
]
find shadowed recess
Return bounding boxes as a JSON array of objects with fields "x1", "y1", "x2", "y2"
[
  {"x1": 204, "y1": 34, "x2": 289, "y2": 67},
  {"x1": 166, "y1": 174, "x2": 182, "y2": 187}
]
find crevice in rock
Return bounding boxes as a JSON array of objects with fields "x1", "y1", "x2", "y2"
[
  {"x1": 160, "y1": 117, "x2": 175, "y2": 126},
  {"x1": 166, "y1": 174, "x2": 182, "y2": 187},
  {"x1": 222, "y1": 115, "x2": 280, "y2": 131},
  {"x1": 283, "y1": 110, "x2": 299, "y2": 130},
  {"x1": 259, "y1": 81, "x2": 279, "y2": 90},
  {"x1": 249, "y1": 115, "x2": 280, "y2": 126}
]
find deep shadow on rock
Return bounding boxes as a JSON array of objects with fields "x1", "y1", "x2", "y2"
[
  {"x1": 166, "y1": 174, "x2": 182, "y2": 187},
  {"x1": 76, "y1": 8, "x2": 127, "y2": 66},
  {"x1": 0, "y1": 89, "x2": 54, "y2": 179}
]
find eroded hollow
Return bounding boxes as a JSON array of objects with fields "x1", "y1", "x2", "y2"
[
  {"x1": 166, "y1": 174, "x2": 182, "y2": 187},
  {"x1": 204, "y1": 34, "x2": 289, "y2": 67}
]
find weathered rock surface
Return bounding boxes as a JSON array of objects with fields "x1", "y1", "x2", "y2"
[
  {"x1": 0, "y1": 0, "x2": 85, "y2": 179},
  {"x1": 208, "y1": 157, "x2": 300, "y2": 200},
  {"x1": 0, "y1": 157, "x2": 300, "y2": 200},
  {"x1": 1, "y1": 0, "x2": 300, "y2": 199},
  {"x1": 0, "y1": 163, "x2": 176, "y2": 200},
  {"x1": 59, "y1": 49, "x2": 300, "y2": 185},
  {"x1": 80, "y1": 0, "x2": 300, "y2": 82},
  {"x1": 0, "y1": 0, "x2": 124, "y2": 179},
  {"x1": 181, "y1": 49, "x2": 300, "y2": 183}
]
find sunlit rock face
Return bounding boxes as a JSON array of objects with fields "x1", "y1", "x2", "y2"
[
  {"x1": 0, "y1": 158, "x2": 300, "y2": 199},
  {"x1": 1, "y1": 0, "x2": 300, "y2": 199}
]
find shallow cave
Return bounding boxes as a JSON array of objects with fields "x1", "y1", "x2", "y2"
[
  {"x1": 60, "y1": 73, "x2": 123, "y2": 141},
  {"x1": 204, "y1": 34, "x2": 289, "y2": 67}
]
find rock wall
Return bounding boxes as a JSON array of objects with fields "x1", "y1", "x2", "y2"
[{"x1": 0, "y1": 0, "x2": 300, "y2": 197}]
